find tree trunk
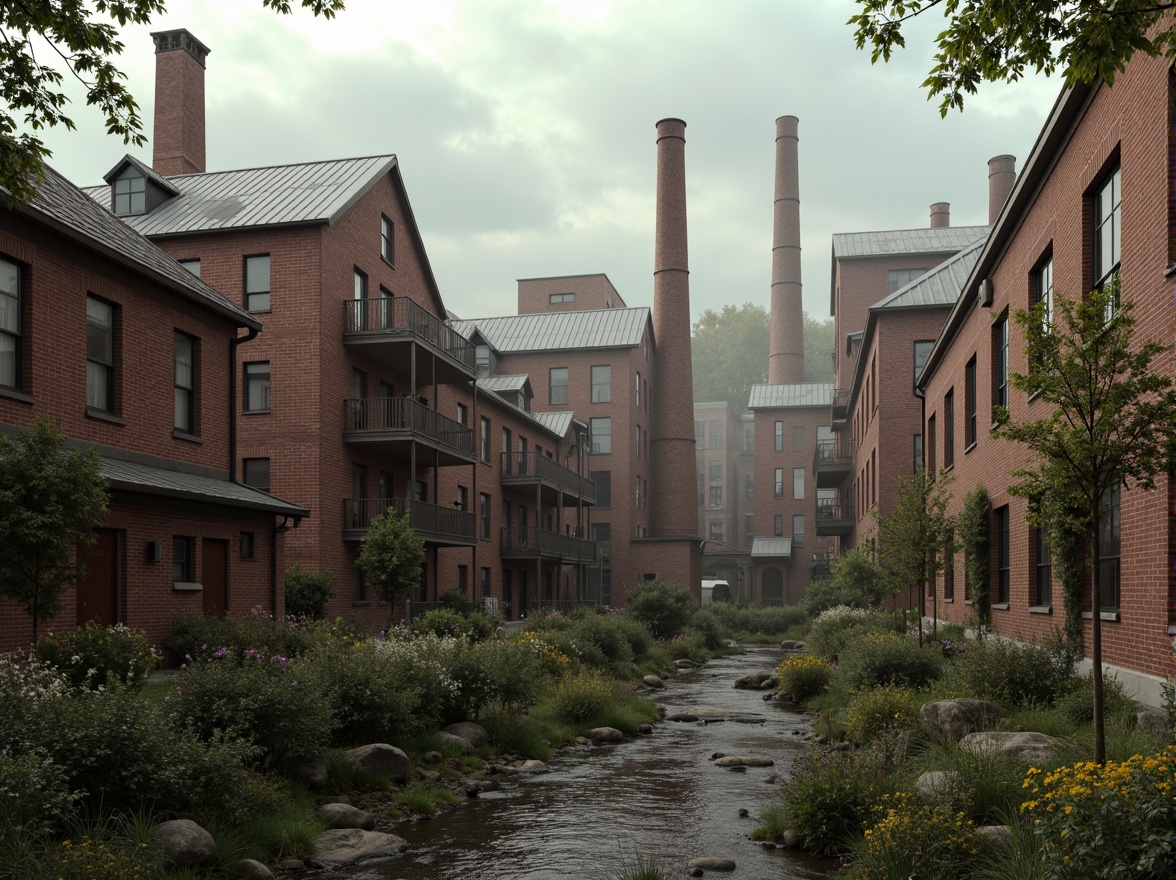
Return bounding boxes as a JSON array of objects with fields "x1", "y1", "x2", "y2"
[{"x1": 1088, "y1": 519, "x2": 1105, "y2": 765}]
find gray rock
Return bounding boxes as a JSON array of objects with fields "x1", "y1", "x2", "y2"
[
  {"x1": 343, "y1": 743, "x2": 410, "y2": 783},
  {"x1": 421, "y1": 770, "x2": 442, "y2": 783},
  {"x1": 959, "y1": 731, "x2": 1061, "y2": 764},
  {"x1": 277, "y1": 859, "x2": 304, "y2": 872},
  {"x1": 237, "y1": 858, "x2": 274, "y2": 880},
  {"x1": 421, "y1": 750, "x2": 443, "y2": 765},
  {"x1": 319, "y1": 803, "x2": 376, "y2": 831},
  {"x1": 643, "y1": 674, "x2": 665, "y2": 689},
  {"x1": 781, "y1": 830, "x2": 802, "y2": 848},
  {"x1": 668, "y1": 713, "x2": 699, "y2": 722},
  {"x1": 675, "y1": 658, "x2": 697, "y2": 668},
  {"x1": 976, "y1": 824, "x2": 1014, "y2": 850},
  {"x1": 734, "y1": 672, "x2": 774, "y2": 690},
  {"x1": 439, "y1": 731, "x2": 475, "y2": 753},
  {"x1": 278, "y1": 755, "x2": 328, "y2": 789},
  {"x1": 779, "y1": 640, "x2": 805, "y2": 651},
  {"x1": 313, "y1": 829, "x2": 408, "y2": 865},
  {"x1": 588, "y1": 727, "x2": 624, "y2": 742},
  {"x1": 464, "y1": 782, "x2": 480, "y2": 798},
  {"x1": 443, "y1": 721, "x2": 489, "y2": 745},
  {"x1": 153, "y1": 819, "x2": 216, "y2": 867},
  {"x1": 921, "y1": 699, "x2": 1002, "y2": 743},
  {"x1": 686, "y1": 856, "x2": 736, "y2": 872},
  {"x1": 637, "y1": 723, "x2": 654, "y2": 735},
  {"x1": 1137, "y1": 709, "x2": 1169, "y2": 733},
  {"x1": 713, "y1": 755, "x2": 774, "y2": 767},
  {"x1": 916, "y1": 770, "x2": 962, "y2": 802},
  {"x1": 518, "y1": 759, "x2": 549, "y2": 773},
  {"x1": 758, "y1": 678, "x2": 777, "y2": 690},
  {"x1": 573, "y1": 736, "x2": 591, "y2": 745}
]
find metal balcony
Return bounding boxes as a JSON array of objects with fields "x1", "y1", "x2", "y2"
[
  {"x1": 499, "y1": 526, "x2": 597, "y2": 563},
  {"x1": 343, "y1": 397, "x2": 474, "y2": 465},
  {"x1": 342, "y1": 497, "x2": 476, "y2": 546},
  {"x1": 815, "y1": 496, "x2": 854, "y2": 536},
  {"x1": 813, "y1": 438, "x2": 853, "y2": 487},
  {"x1": 500, "y1": 451, "x2": 596, "y2": 506},
  {"x1": 343, "y1": 297, "x2": 475, "y2": 384},
  {"x1": 809, "y1": 551, "x2": 834, "y2": 576},
  {"x1": 831, "y1": 388, "x2": 851, "y2": 428}
]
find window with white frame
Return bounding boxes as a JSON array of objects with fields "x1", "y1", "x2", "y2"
[
  {"x1": 244, "y1": 362, "x2": 270, "y2": 412},
  {"x1": 174, "y1": 332, "x2": 196, "y2": 433},
  {"x1": 86, "y1": 296, "x2": 115, "y2": 412}
]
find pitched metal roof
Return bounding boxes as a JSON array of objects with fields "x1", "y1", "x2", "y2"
[
  {"x1": 531, "y1": 410, "x2": 576, "y2": 437},
  {"x1": 832, "y1": 225, "x2": 988, "y2": 260},
  {"x1": 477, "y1": 374, "x2": 530, "y2": 393},
  {"x1": 872, "y1": 238, "x2": 986, "y2": 310},
  {"x1": 748, "y1": 382, "x2": 835, "y2": 410},
  {"x1": 100, "y1": 456, "x2": 309, "y2": 517},
  {"x1": 10, "y1": 165, "x2": 258, "y2": 328},
  {"x1": 448, "y1": 307, "x2": 650, "y2": 353},
  {"x1": 83, "y1": 154, "x2": 397, "y2": 236},
  {"x1": 751, "y1": 537, "x2": 792, "y2": 558}
]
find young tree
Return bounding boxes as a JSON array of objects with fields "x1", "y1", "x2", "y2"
[
  {"x1": 0, "y1": 418, "x2": 109, "y2": 641},
  {"x1": 994, "y1": 281, "x2": 1176, "y2": 763},
  {"x1": 873, "y1": 467, "x2": 956, "y2": 643},
  {"x1": 849, "y1": 0, "x2": 1176, "y2": 115},
  {"x1": 803, "y1": 546, "x2": 885, "y2": 617},
  {"x1": 355, "y1": 507, "x2": 425, "y2": 630},
  {"x1": 0, "y1": 0, "x2": 346, "y2": 205}
]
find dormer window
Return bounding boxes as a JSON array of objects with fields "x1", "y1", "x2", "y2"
[{"x1": 113, "y1": 169, "x2": 146, "y2": 216}]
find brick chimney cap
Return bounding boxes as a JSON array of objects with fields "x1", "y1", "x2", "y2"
[
  {"x1": 988, "y1": 154, "x2": 1016, "y2": 166},
  {"x1": 150, "y1": 29, "x2": 210, "y2": 66},
  {"x1": 655, "y1": 117, "x2": 687, "y2": 129}
]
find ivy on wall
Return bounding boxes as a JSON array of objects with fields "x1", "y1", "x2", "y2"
[{"x1": 958, "y1": 486, "x2": 990, "y2": 629}]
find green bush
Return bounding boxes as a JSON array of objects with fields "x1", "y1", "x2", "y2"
[
  {"x1": 566, "y1": 614, "x2": 635, "y2": 669},
  {"x1": 916, "y1": 740, "x2": 1030, "y2": 826},
  {"x1": 314, "y1": 642, "x2": 425, "y2": 745},
  {"x1": 38, "y1": 834, "x2": 161, "y2": 880},
  {"x1": 845, "y1": 686, "x2": 921, "y2": 744},
  {"x1": 945, "y1": 635, "x2": 1076, "y2": 708},
  {"x1": 804, "y1": 547, "x2": 885, "y2": 617},
  {"x1": 410, "y1": 607, "x2": 495, "y2": 642},
  {"x1": 855, "y1": 792, "x2": 981, "y2": 880},
  {"x1": 623, "y1": 579, "x2": 695, "y2": 639},
  {"x1": 837, "y1": 632, "x2": 942, "y2": 691},
  {"x1": 697, "y1": 602, "x2": 806, "y2": 639},
  {"x1": 775, "y1": 654, "x2": 834, "y2": 701},
  {"x1": 284, "y1": 564, "x2": 335, "y2": 619},
  {"x1": 548, "y1": 670, "x2": 617, "y2": 722},
  {"x1": 610, "y1": 611, "x2": 655, "y2": 659},
  {"x1": 1054, "y1": 672, "x2": 1138, "y2": 727},
  {"x1": 0, "y1": 748, "x2": 76, "y2": 837},
  {"x1": 806, "y1": 605, "x2": 891, "y2": 662},
  {"x1": 685, "y1": 611, "x2": 726, "y2": 650},
  {"x1": 34, "y1": 621, "x2": 156, "y2": 689}
]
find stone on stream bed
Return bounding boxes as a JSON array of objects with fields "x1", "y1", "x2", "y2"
[
  {"x1": 589, "y1": 727, "x2": 624, "y2": 742},
  {"x1": 643, "y1": 674, "x2": 665, "y2": 689},
  {"x1": 713, "y1": 755, "x2": 774, "y2": 768},
  {"x1": 319, "y1": 803, "x2": 376, "y2": 830},
  {"x1": 313, "y1": 829, "x2": 409, "y2": 866},
  {"x1": 687, "y1": 856, "x2": 737, "y2": 872}
]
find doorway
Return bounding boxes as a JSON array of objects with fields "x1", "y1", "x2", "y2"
[
  {"x1": 76, "y1": 529, "x2": 119, "y2": 627},
  {"x1": 202, "y1": 539, "x2": 228, "y2": 616}
]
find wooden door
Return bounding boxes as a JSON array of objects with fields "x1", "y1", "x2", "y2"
[
  {"x1": 76, "y1": 529, "x2": 119, "y2": 627},
  {"x1": 202, "y1": 539, "x2": 228, "y2": 616}
]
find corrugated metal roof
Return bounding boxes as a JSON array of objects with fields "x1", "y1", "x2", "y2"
[
  {"x1": 449, "y1": 308, "x2": 650, "y2": 353},
  {"x1": 748, "y1": 382, "x2": 834, "y2": 410},
  {"x1": 531, "y1": 410, "x2": 576, "y2": 437},
  {"x1": 872, "y1": 239, "x2": 986, "y2": 310},
  {"x1": 832, "y1": 225, "x2": 988, "y2": 259},
  {"x1": 478, "y1": 374, "x2": 530, "y2": 393},
  {"x1": 11, "y1": 165, "x2": 257, "y2": 327},
  {"x1": 101, "y1": 456, "x2": 308, "y2": 516},
  {"x1": 83, "y1": 155, "x2": 396, "y2": 235},
  {"x1": 751, "y1": 537, "x2": 792, "y2": 558}
]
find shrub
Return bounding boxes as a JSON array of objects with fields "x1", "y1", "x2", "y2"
[
  {"x1": 775, "y1": 654, "x2": 834, "y2": 701},
  {"x1": 946, "y1": 635, "x2": 1076, "y2": 708},
  {"x1": 856, "y1": 792, "x2": 981, "y2": 880},
  {"x1": 315, "y1": 641, "x2": 425, "y2": 745},
  {"x1": 565, "y1": 614, "x2": 634, "y2": 669},
  {"x1": 284, "y1": 564, "x2": 335, "y2": 619},
  {"x1": 609, "y1": 611, "x2": 655, "y2": 659},
  {"x1": 845, "y1": 686, "x2": 920, "y2": 744},
  {"x1": 804, "y1": 547, "x2": 885, "y2": 617},
  {"x1": 438, "y1": 587, "x2": 472, "y2": 611},
  {"x1": 410, "y1": 607, "x2": 495, "y2": 642},
  {"x1": 916, "y1": 740, "x2": 1030, "y2": 826},
  {"x1": 1054, "y1": 671, "x2": 1137, "y2": 727},
  {"x1": 623, "y1": 579, "x2": 695, "y2": 639},
  {"x1": 837, "y1": 632, "x2": 942, "y2": 691},
  {"x1": 394, "y1": 782, "x2": 460, "y2": 815},
  {"x1": 549, "y1": 670, "x2": 616, "y2": 723},
  {"x1": 514, "y1": 630, "x2": 574, "y2": 678},
  {"x1": 1022, "y1": 747, "x2": 1176, "y2": 879},
  {"x1": 704, "y1": 602, "x2": 807, "y2": 638},
  {"x1": 39, "y1": 835, "x2": 160, "y2": 880},
  {"x1": 0, "y1": 747, "x2": 76, "y2": 837},
  {"x1": 806, "y1": 605, "x2": 893, "y2": 663},
  {"x1": 34, "y1": 621, "x2": 156, "y2": 689},
  {"x1": 685, "y1": 610, "x2": 726, "y2": 650}
]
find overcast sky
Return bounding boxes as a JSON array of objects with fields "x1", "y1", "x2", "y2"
[{"x1": 35, "y1": 0, "x2": 1058, "y2": 323}]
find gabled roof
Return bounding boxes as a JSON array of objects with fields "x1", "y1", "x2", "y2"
[
  {"x1": 748, "y1": 382, "x2": 834, "y2": 410},
  {"x1": 83, "y1": 154, "x2": 398, "y2": 236},
  {"x1": 751, "y1": 536, "x2": 792, "y2": 558},
  {"x1": 101, "y1": 456, "x2": 308, "y2": 517},
  {"x1": 832, "y1": 225, "x2": 989, "y2": 260},
  {"x1": 531, "y1": 410, "x2": 577, "y2": 437},
  {"x1": 872, "y1": 238, "x2": 986, "y2": 311},
  {"x1": 103, "y1": 154, "x2": 181, "y2": 197},
  {"x1": 449, "y1": 307, "x2": 651, "y2": 353},
  {"x1": 477, "y1": 374, "x2": 530, "y2": 394},
  {"x1": 8, "y1": 164, "x2": 258, "y2": 329}
]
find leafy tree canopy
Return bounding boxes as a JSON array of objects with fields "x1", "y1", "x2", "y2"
[
  {"x1": 0, "y1": 0, "x2": 345, "y2": 205},
  {"x1": 355, "y1": 507, "x2": 425, "y2": 629},
  {"x1": 849, "y1": 0, "x2": 1176, "y2": 115}
]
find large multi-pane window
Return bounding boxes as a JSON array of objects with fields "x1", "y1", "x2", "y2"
[
  {"x1": 0, "y1": 258, "x2": 21, "y2": 390},
  {"x1": 174, "y1": 332, "x2": 196, "y2": 433},
  {"x1": 635, "y1": 372, "x2": 641, "y2": 407},
  {"x1": 774, "y1": 467, "x2": 784, "y2": 498},
  {"x1": 943, "y1": 389, "x2": 955, "y2": 468},
  {"x1": 591, "y1": 365, "x2": 611, "y2": 402},
  {"x1": 480, "y1": 493, "x2": 491, "y2": 539},
  {"x1": 913, "y1": 434, "x2": 923, "y2": 472},
  {"x1": 913, "y1": 340, "x2": 935, "y2": 390},
  {"x1": 709, "y1": 421, "x2": 722, "y2": 449},
  {"x1": 709, "y1": 520, "x2": 724, "y2": 541},
  {"x1": 708, "y1": 485, "x2": 722, "y2": 509},
  {"x1": 745, "y1": 471, "x2": 754, "y2": 500},
  {"x1": 86, "y1": 296, "x2": 115, "y2": 412},
  {"x1": 773, "y1": 514, "x2": 783, "y2": 537},
  {"x1": 590, "y1": 417, "x2": 611, "y2": 454},
  {"x1": 792, "y1": 425, "x2": 804, "y2": 452},
  {"x1": 992, "y1": 313, "x2": 1009, "y2": 413},
  {"x1": 1099, "y1": 481, "x2": 1121, "y2": 612},
  {"x1": 996, "y1": 505, "x2": 1010, "y2": 604},
  {"x1": 964, "y1": 356, "x2": 977, "y2": 447},
  {"x1": 943, "y1": 531, "x2": 955, "y2": 600},
  {"x1": 774, "y1": 421, "x2": 784, "y2": 452},
  {"x1": 480, "y1": 417, "x2": 491, "y2": 462},
  {"x1": 695, "y1": 420, "x2": 704, "y2": 449},
  {"x1": 792, "y1": 515, "x2": 805, "y2": 548},
  {"x1": 1034, "y1": 257, "x2": 1053, "y2": 332},
  {"x1": 243, "y1": 457, "x2": 270, "y2": 491},
  {"x1": 173, "y1": 536, "x2": 195, "y2": 583},
  {"x1": 1034, "y1": 527, "x2": 1052, "y2": 607},
  {"x1": 928, "y1": 414, "x2": 937, "y2": 474},
  {"x1": 113, "y1": 170, "x2": 145, "y2": 216},
  {"x1": 244, "y1": 255, "x2": 270, "y2": 312},
  {"x1": 549, "y1": 367, "x2": 569, "y2": 405},
  {"x1": 745, "y1": 513, "x2": 754, "y2": 541},
  {"x1": 793, "y1": 467, "x2": 804, "y2": 500},
  {"x1": 1093, "y1": 165, "x2": 1121, "y2": 318},
  {"x1": 888, "y1": 268, "x2": 927, "y2": 294}
]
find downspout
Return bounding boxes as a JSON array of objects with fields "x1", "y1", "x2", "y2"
[
  {"x1": 229, "y1": 325, "x2": 260, "y2": 482},
  {"x1": 271, "y1": 514, "x2": 292, "y2": 617},
  {"x1": 915, "y1": 384, "x2": 936, "y2": 638}
]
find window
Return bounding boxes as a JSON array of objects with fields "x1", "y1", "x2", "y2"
[
  {"x1": 928, "y1": 414, "x2": 937, "y2": 474},
  {"x1": 635, "y1": 372, "x2": 641, "y2": 407},
  {"x1": 456, "y1": 485, "x2": 468, "y2": 511},
  {"x1": 353, "y1": 269, "x2": 367, "y2": 312},
  {"x1": 1093, "y1": 165, "x2": 1121, "y2": 317},
  {"x1": 480, "y1": 567, "x2": 491, "y2": 598},
  {"x1": 549, "y1": 292, "x2": 575, "y2": 304},
  {"x1": 964, "y1": 356, "x2": 977, "y2": 447},
  {"x1": 708, "y1": 485, "x2": 722, "y2": 509},
  {"x1": 549, "y1": 367, "x2": 569, "y2": 405},
  {"x1": 709, "y1": 421, "x2": 722, "y2": 449},
  {"x1": 243, "y1": 362, "x2": 270, "y2": 412},
  {"x1": 480, "y1": 417, "x2": 491, "y2": 462},
  {"x1": 744, "y1": 424, "x2": 755, "y2": 452},
  {"x1": 789, "y1": 467, "x2": 804, "y2": 501},
  {"x1": 774, "y1": 421, "x2": 783, "y2": 452},
  {"x1": 744, "y1": 513, "x2": 754, "y2": 541},
  {"x1": 943, "y1": 531, "x2": 955, "y2": 600},
  {"x1": 1034, "y1": 256, "x2": 1053, "y2": 332},
  {"x1": 773, "y1": 514, "x2": 784, "y2": 537},
  {"x1": 590, "y1": 417, "x2": 611, "y2": 454},
  {"x1": 174, "y1": 332, "x2": 196, "y2": 433},
  {"x1": 913, "y1": 341, "x2": 934, "y2": 389},
  {"x1": 695, "y1": 420, "x2": 704, "y2": 449},
  {"x1": 351, "y1": 464, "x2": 366, "y2": 522},
  {"x1": 381, "y1": 215, "x2": 395, "y2": 263},
  {"x1": 913, "y1": 434, "x2": 923, "y2": 471},
  {"x1": 1034, "y1": 527, "x2": 1052, "y2": 606},
  {"x1": 1099, "y1": 481, "x2": 1121, "y2": 612},
  {"x1": 591, "y1": 365, "x2": 611, "y2": 402},
  {"x1": 457, "y1": 565, "x2": 468, "y2": 595},
  {"x1": 0, "y1": 258, "x2": 20, "y2": 390},
  {"x1": 244, "y1": 255, "x2": 270, "y2": 312},
  {"x1": 992, "y1": 312, "x2": 1009, "y2": 413},
  {"x1": 480, "y1": 493, "x2": 491, "y2": 539},
  {"x1": 243, "y1": 457, "x2": 271, "y2": 491},
  {"x1": 792, "y1": 515, "x2": 805, "y2": 548},
  {"x1": 240, "y1": 531, "x2": 255, "y2": 561},
  {"x1": 709, "y1": 462, "x2": 722, "y2": 484},
  {"x1": 456, "y1": 403, "x2": 468, "y2": 426},
  {"x1": 413, "y1": 480, "x2": 427, "y2": 502},
  {"x1": 745, "y1": 472, "x2": 754, "y2": 500},
  {"x1": 943, "y1": 389, "x2": 955, "y2": 468},
  {"x1": 112, "y1": 169, "x2": 145, "y2": 216},
  {"x1": 501, "y1": 428, "x2": 511, "y2": 469},
  {"x1": 353, "y1": 566, "x2": 366, "y2": 602},
  {"x1": 792, "y1": 425, "x2": 804, "y2": 453},
  {"x1": 179, "y1": 259, "x2": 201, "y2": 277},
  {"x1": 709, "y1": 520, "x2": 724, "y2": 541},
  {"x1": 774, "y1": 467, "x2": 784, "y2": 498},
  {"x1": 636, "y1": 476, "x2": 642, "y2": 509},
  {"x1": 86, "y1": 296, "x2": 115, "y2": 412},
  {"x1": 993, "y1": 505, "x2": 1010, "y2": 605},
  {"x1": 888, "y1": 268, "x2": 927, "y2": 294},
  {"x1": 173, "y1": 536, "x2": 195, "y2": 583},
  {"x1": 475, "y1": 344, "x2": 490, "y2": 375},
  {"x1": 635, "y1": 426, "x2": 641, "y2": 458}
]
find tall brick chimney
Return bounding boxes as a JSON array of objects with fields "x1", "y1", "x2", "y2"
[
  {"x1": 151, "y1": 29, "x2": 210, "y2": 176},
  {"x1": 767, "y1": 116, "x2": 805, "y2": 385},
  {"x1": 988, "y1": 155, "x2": 1017, "y2": 225},
  {"x1": 650, "y1": 118, "x2": 698, "y2": 539},
  {"x1": 930, "y1": 201, "x2": 951, "y2": 228}
]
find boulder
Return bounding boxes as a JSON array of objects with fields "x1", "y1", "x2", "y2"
[
  {"x1": 1137, "y1": 709, "x2": 1169, "y2": 733},
  {"x1": 519, "y1": 759, "x2": 549, "y2": 773},
  {"x1": 313, "y1": 829, "x2": 408, "y2": 865},
  {"x1": 319, "y1": 803, "x2": 376, "y2": 831},
  {"x1": 237, "y1": 858, "x2": 275, "y2": 880},
  {"x1": 675, "y1": 659, "x2": 698, "y2": 669},
  {"x1": 421, "y1": 750, "x2": 443, "y2": 765},
  {"x1": 439, "y1": 731, "x2": 475, "y2": 753},
  {"x1": 686, "y1": 856, "x2": 737, "y2": 872},
  {"x1": 734, "y1": 672, "x2": 774, "y2": 690},
  {"x1": 713, "y1": 755, "x2": 774, "y2": 768},
  {"x1": 277, "y1": 859, "x2": 304, "y2": 872},
  {"x1": 643, "y1": 674, "x2": 665, "y2": 689},
  {"x1": 343, "y1": 743, "x2": 410, "y2": 783},
  {"x1": 921, "y1": 699, "x2": 1002, "y2": 743},
  {"x1": 637, "y1": 723, "x2": 654, "y2": 735},
  {"x1": 915, "y1": 770, "x2": 962, "y2": 802},
  {"x1": 668, "y1": 713, "x2": 700, "y2": 723},
  {"x1": 443, "y1": 721, "x2": 488, "y2": 745},
  {"x1": 959, "y1": 731, "x2": 1061, "y2": 764},
  {"x1": 589, "y1": 727, "x2": 624, "y2": 743},
  {"x1": 976, "y1": 825, "x2": 1014, "y2": 850},
  {"x1": 781, "y1": 830, "x2": 802, "y2": 848},
  {"x1": 153, "y1": 819, "x2": 216, "y2": 867},
  {"x1": 758, "y1": 678, "x2": 777, "y2": 690},
  {"x1": 779, "y1": 640, "x2": 805, "y2": 651},
  {"x1": 277, "y1": 755, "x2": 328, "y2": 789}
]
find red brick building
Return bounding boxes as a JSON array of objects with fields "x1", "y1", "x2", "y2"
[{"x1": 0, "y1": 165, "x2": 306, "y2": 653}]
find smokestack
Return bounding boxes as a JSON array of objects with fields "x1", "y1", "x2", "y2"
[
  {"x1": 151, "y1": 29, "x2": 210, "y2": 176},
  {"x1": 930, "y1": 202, "x2": 951, "y2": 228},
  {"x1": 988, "y1": 155, "x2": 1016, "y2": 225},
  {"x1": 768, "y1": 116, "x2": 805, "y2": 385},
  {"x1": 650, "y1": 118, "x2": 697, "y2": 539}
]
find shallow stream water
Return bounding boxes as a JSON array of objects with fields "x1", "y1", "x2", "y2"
[{"x1": 328, "y1": 647, "x2": 839, "y2": 879}]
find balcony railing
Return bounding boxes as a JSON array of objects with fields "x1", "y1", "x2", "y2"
[
  {"x1": 342, "y1": 297, "x2": 475, "y2": 382},
  {"x1": 831, "y1": 388, "x2": 850, "y2": 426},
  {"x1": 342, "y1": 497, "x2": 476, "y2": 544},
  {"x1": 500, "y1": 451, "x2": 596, "y2": 505},
  {"x1": 343, "y1": 396, "x2": 474, "y2": 462},
  {"x1": 813, "y1": 438, "x2": 853, "y2": 487},
  {"x1": 809, "y1": 551, "x2": 834, "y2": 575},
  {"x1": 815, "y1": 496, "x2": 854, "y2": 536},
  {"x1": 499, "y1": 526, "x2": 597, "y2": 562}
]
